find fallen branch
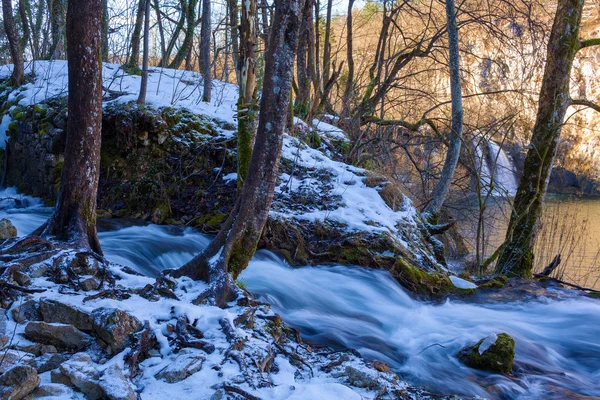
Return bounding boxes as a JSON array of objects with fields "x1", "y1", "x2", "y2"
[
  {"x1": 223, "y1": 384, "x2": 262, "y2": 400},
  {"x1": 534, "y1": 274, "x2": 600, "y2": 294}
]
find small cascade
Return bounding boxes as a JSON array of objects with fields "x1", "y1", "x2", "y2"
[{"x1": 473, "y1": 140, "x2": 519, "y2": 196}]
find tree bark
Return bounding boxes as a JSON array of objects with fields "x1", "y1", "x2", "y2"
[
  {"x1": 341, "y1": 0, "x2": 355, "y2": 118},
  {"x1": 160, "y1": 0, "x2": 186, "y2": 66},
  {"x1": 423, "y1": 0, "x2": 463, "y2": 219},
  {"x1": 137, "y1": 0, "x2": 150, "y2": 104},
  {"x1": 101, "y1": 0, "x2": 108, "y2": 60},
  {"x1": 200, "y1": 0, "x2": 211, "y2": 101},
  {"x1": 495, "y1": 0, "x2": 584, "y2": 278},
  {"x1": 18, "y1": 0, "x2": 31, "y2": 52},
  {"x1": 295, "y1": 0, "x2": 313, "y2": 118},
  {"x1": 236, "y1": 0, "x2": 258, "y2": 186},
  {"x1": 47, "y1": 0, "x2": 66, "y2": 59},
  {"x1": 2, "y1": 0, "x2": 25, "y2": 85},
  {"x1": 41, "y1": 0, "x2": 103, "y2": 254},
  {"x1": 169, "y1": 0, "x2": 198, "y2": 70},
  {"x1": 126, "y1": 0, "x2": 145, "y2": 71},
  {"x1": 227, "y1": 0, "x2": 240, "y2": 84},
  {"x1": 322, "y1": 0, "x2": 332, "y2": 84},
  {"x1": 173, "y1": 0, "x2": 301, "y2": 307},
  {"x1": 153, "y1": 0, "x2": 166, "y2": 64}
]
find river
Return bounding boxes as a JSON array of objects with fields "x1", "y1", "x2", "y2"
[{"x1": 1, "y1": 188, "x2": 600, "y2": 399}]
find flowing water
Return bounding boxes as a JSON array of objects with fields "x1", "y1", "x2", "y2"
[{"x1": 2, "y1": 188, "x2": 600, "y2": 399}]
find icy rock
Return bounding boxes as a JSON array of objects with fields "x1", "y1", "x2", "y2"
[
  {"x1": 342, "y1": 366, "x2": 380, "y2": 390},
  {"x1": 154, "y1": 349, "x2": 205, "y2": 383},
  {"x1": 22, "y1": 383, "x2": 75, "y2": 399},
  {"x1": 0, "y1": 365, "x2": 40, "y2": 400},
  {"x1": 36, "y1": 352, "x2": 66, "y2": 373},
  {"x1": 449, "y1": 276, "x2": 478, "y2": 290},
  {"x1": 0, "y1": 350, "x2": 35, "y2": 374},
  {"x1": 58, "y1": 353, "x2": 102, "y2": 399},
  {"x1": 14, "y1": 343, "x2": 57, "y2": 356},
  {"x1": 39, "y1": 298, "x2": 93, "y2": 331},
  {"x1": 458, "y1": 332, "x2": 515, "y2": 374},
  {"x1": 91, "y1": 308, "x2": 142, "y2": 354},
  {"x1": 0, "y1": 311, "x2": 7, "y2": 347},
  {"x1": 79, "y1": 276, "x2": 100, "y2": 291},
  {"x1": 11, "y1": 300, "x2": 41, "y2": 324},
  {"x1": 99, "y1": 365, "x2": 137, "y2": 400},
  {"x1": 24, "y1": 321, "x2": 91, "y2": 350},
  {"x1": 0, "y1": 218, "x2": 17, "y2": 240}
]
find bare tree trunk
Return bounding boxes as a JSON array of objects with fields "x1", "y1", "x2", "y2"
[
  {"x1": 138, "y1": 0, "x2": 150, "y2": 104},
  {"x1": 101, "y1": 0, "x2": 108, "y2": 60},
  {"x1": 47, "y1": 0, "x2": 66, "y2": 59},
  {"x1": 41, "y1": 0, "x2": 103, "y2": 254},
  {"x1": 423, "y1": 0, "x2": 463, "y2": 220},
  {"x1": 153, "y1": 0, "x2": 166, "y2": 65},
  {"x1": 236, "y1": 0, "x2": 258, "y2": 186},
  {"x1": 227, "y1": 0, "x2": 240, "y2": 84},
  {"x1": 200, "y1": 0, "x2": 211, "y2": 101},
  {"x1": 125, "y1": 0, "x2": 145, "y2": 72},
  {"x1": 341, "y1": 0, "x2": 354, "y2": 118},
  {"x1": 295, "y1": 0, "x2": 313, "y2": 118},
  {"x1": 18, "y1": 0, "x2": 31, "y2": 52},
  {"x1": 160, "y1": 0, "x2": 186, "y2": 66},
  {"x1": 169, "y1": 0, "x2": 198, "y2": 69},
  {"x1": 496, "y1": 0, "x2": 585, "y2": 278},
  {"x1": 322, "y1": 0, "x2": 332, "y2": 84},
  {"x1": 2, "y1": 0, "x2": 24, "y2": 85},
  {"x1": 173, "y1": 0, "x2": 301, "y2": 307}
]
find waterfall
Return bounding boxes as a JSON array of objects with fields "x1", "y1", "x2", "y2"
[{"x1": 473, "y1": 140, "x2": 518, "y2": 196}]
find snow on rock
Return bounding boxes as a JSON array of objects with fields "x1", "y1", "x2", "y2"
[
  {"x1": 312, "y1": 118, "x2": 349, "y2": 141},
  {"x1": 449, "y1": 276, "x2": 478, "y2": 290}
]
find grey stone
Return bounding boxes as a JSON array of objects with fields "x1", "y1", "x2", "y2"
[
  {"x1": 343, "y1": 366, "x2": 380, "y2": 390},
  {"x1": 0, "y1": 365, "x2": 40, "y2": 400},
  {"x1": 0, "y1": 350, "x2": 35, "y2": 374},
  {"x1": 91, "y1": 308, "x2": 142, "y2": 354},
  {"x1": 50, "y1": 370, "x2": 73, "y2": 386},
  {"x1": 79, "y1": 276, "x2": 100, "y2": 291},
  {"x1": 11, "y1": 300, "x2": 41, "y2": 324},
  {"x1": 35, "y1": 352, "x2": 66, "y2": 374},
  {"x1": 22, "y1": 384, "x2": 75, "y2": 399},
  {"x1": 0, "y1": 219, "x2": 17, "y2": 240},
  {"x1": 39, "y1": 299, "x2": 93, "y2": 331},
  {"x1": 0, "y1": 312, "x2": 8, "y2": 348},
  {"x1": 59, "y1": 353, "x2": 102, "y2": 400},
  {"x1": 99, "y1": 365, "x2": 137, "y2": 400},
  {"x1": 154, "y1": 349, "x2": 205, "y2": 383},
  {"x1": 24, "y1": 321, "x2": 91, "y2": 350}
]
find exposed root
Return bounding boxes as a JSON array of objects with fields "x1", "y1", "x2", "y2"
[
  {"x1": 223, "y1": 384, "x2": 262, "y2": 400},
  {"x1": 125, "y1": 321, "x2": 157, "y2": 378}
]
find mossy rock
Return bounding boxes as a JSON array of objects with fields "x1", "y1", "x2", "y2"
[
  {"x1": 194, "y1": 213, "x2": 227, "y2": 233},
  {"x1": 458, "y1": 332, "x2": 515, "y2": 374}
]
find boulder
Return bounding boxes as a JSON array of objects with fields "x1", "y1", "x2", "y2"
[
  {"x1": 11, "y1": 300, "x2": 41, "y2": 324},
  {"x1": 79, "y1": 276, "x2": 100, "y2": 291},
  {"x1": 58, "y1": 353, "x2": 102, "y2": 400},
  {"x1": 91, "y1": 308, "x2": 142, "y2": 354},
  {"x1": 154, "y1": 349, "x2": 205, "y2": 383},
  {"x1": 458, "y1": 332, "x2": 515, "y2": 374},
  {"x1": 0, "y1": 365, "x2": 40, "y2": 400},
  {"x1": 21, "y1": 383, "x2": 75, "y2": 399},
  {"x1": 14, "y1": 344, "x2": 56, "y2": 357},
  {"x1": 39, "y1": 299, "x2": 93, "y2": 331},
  {"x1": 0, "y1": 312, "x2": 8, "y2": 348},
  {"x1": 99, "y1": 365, "x2": 137, "y2": 400},
  {"x1": 342, "y1": 366, "x2": 380, "y2": 390},
  {"x1": 24, "y1": 321, "x2": 91, "y2": 350},
  {"x1": 0, "y1": 350, "x2": 35, "y2": 374},
  {"x1": 35, "y1": 352, "x2": 66, "y2": 374},
  {"x1": 0, "y1": 218, "x2": 17, "y2": 240}
]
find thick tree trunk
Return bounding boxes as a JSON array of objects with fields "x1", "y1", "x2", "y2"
[
  {"x1": 227, "y1": 0, "x2": 240, "y2": 84},
  {"x1": 2, "y1": 0, "x2": 25, "y2": 85},
  {"x1": 137, "y1": 0, "x2": 150, "y2": 104},
  {"x1": 169, "y1": 0, "x2": 198, "y2": 70},
  {"x1": 200, "y1": 0, "x2": 211, "y2": 101},
  {"x1": 236, "y1": 0, "x2": 258, "y2": 186},
  {"x1": 173, "y1": 0, "x2": 301, "y2": 307},
  {"x1": 423, "y1": 0, "x2": 463, "y2": 219},
  {"x1": 322, "y1": 0, "x2": 332, "y2": 84},
  {"x1": 126, "y1": 0, "x2": 145, "y2": 71},
  {"x1": 41, "y1": 0, "x2": 103, "y2": 254},
  {"x1": 495, "y1": 0, "x2": 584, "y2": 278},
  {"x1": 18, "y1": 0, "x2": 31, "y2": 52}
]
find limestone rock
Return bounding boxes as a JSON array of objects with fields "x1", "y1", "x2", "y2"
[
  {"x1": 99, "y1": 365, "x2": 137, "y2": 400},
  {"x1": 79, "y1": 276, "x2": 99, "y2": 291},
  {"x1": 458, "y1": 332, "x2": 515, "y2": 374},
  {"x1": 0, "y1": 365, "x2": 40, "y2": 400},
  {"x1": 0, "y1": 218, "x2": 17, "y2": 240},
  {"x1": 11, "y1": 300, "x2": 41, "y2": 324},
  {"x1": 39, "y1": 299, "x2": 93, "y2": 331},
  {"x1": 342, "y1": 366, "x2": 380, "y2": 390},
  {"x1": 24, "y1": 321, "x2": 91, "y2": 350},
  {"x1": 154, "y1": 349, "x2": 205, "y2": 383},
  {"x1": 35, "y1": 352, "x2": 66, "y2": 374},
  {"x1": 0, "y1": 312, "x2": 8, "y2": 348},
  {"x1": 91, "y1": 308, "x2": 142, "y2": 354},
  {"x1": 22, "y1": 383, "x2": 75, "y2": 399},
  {"x1": 58, "y1": 353, "x2": 102, "y2": 400},
  {"x1": 0, "y1": 350, "x2": 35, "y2": 374}
]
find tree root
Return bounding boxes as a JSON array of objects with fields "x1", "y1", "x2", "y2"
[
  {"x1": 125, "y1": 321, "x2": 156, "y2": 378},
  {"x1": 223, "y1": 384, "x2": 262, "y2": 400}
]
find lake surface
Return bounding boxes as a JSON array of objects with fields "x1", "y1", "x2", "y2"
[{"x1": 453, "y1": 194, "x2": 600, "y2": 289}]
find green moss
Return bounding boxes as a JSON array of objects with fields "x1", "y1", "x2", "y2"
[
  {"x1": 123, "y1": 65, "x2": 142, "y2": 76},
  {"x1": 33, "y1": 103, "x2": 48, "y2": 116},
  {"x1": 305, "y1": 130, "x2": 322, "y2": 149},
  {"x1": 390, "y1": 256, "x2": 457, "y2": 298},
  {"x1": 478, "y1": 279, "x2": 506, "y2": 289},
  {"x1": 235, "y1": 280, "x2": 247, "y2": 290},
  {"x1": 227, "y1": 238, "x2": 257, "y2": 280},
  {"x1": 194, "y1": 213, "x2": 227, "y2": 230},
  {"x1": 7, "y1": 120, "x2": 18, "y2": 133},
  {"x1": 458, "y1": 333, "x2": 515, "y2": 374}
]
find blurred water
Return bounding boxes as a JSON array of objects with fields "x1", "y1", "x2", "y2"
[{"x1": 2, "y1": 187, "x2": 600, "y2": 399}]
